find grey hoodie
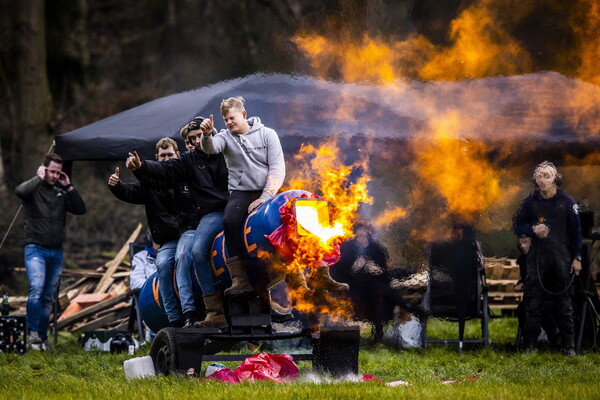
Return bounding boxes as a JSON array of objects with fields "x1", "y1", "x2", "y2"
[{"x1": 201, "y1": 116, "x2": 285, "y2": 200}]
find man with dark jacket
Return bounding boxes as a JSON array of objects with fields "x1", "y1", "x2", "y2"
[
  {"x1": 16, "y1": 153, "x2": 86, "y2": 349},
  {"x1": 126, "y1": 117, "x2": 230, "y2": 328},
  {"x1": 513, "y1": 161, "x2": 582, "y2": 356},
  {"x1": 108, "y1": 138, "x2": 196, "y2": 327}
]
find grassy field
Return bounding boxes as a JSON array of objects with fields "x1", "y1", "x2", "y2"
[{"x1": 1, "y1": 317, "x2": 599, "y2": 400}]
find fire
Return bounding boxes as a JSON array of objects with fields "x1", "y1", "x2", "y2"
[
  {"x1": 275, "y1": 141, "x2": 372, "y2": 317},
  {"x1": 373, "y1": 207, "x2": 408, "y2": 229}
]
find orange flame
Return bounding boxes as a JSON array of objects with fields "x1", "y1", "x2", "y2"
[{"x1": 272, "y1": 141, "x2": 372, "y2": 317}]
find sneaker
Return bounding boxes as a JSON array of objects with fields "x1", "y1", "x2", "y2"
[
  {"x1": 563, "y1": 348, "x2": 576, "y2": 357},
  {"x1": 41, "y1": 340, "x2": 53, "y2": 351},
  {"x1": 27, "y1": 331, "x2": 43, "y2": 351}
]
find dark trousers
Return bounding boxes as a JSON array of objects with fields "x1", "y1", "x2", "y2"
[
  {"x1": 523, "y1": 243, "x2": 575, "y2": 350},
  {"x1": 223, "y1": 190, "x2": 262, "y2": 258}
]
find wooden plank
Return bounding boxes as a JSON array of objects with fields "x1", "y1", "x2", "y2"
[
  {"x1": 57, "y1": 291, "x2": 132, "y2": 329},
  {"x1": 486, "y1": 279, "x2": 519, "y2": 285},
  {"x1": 488, "y1": 291, "x2": 523, "y2": 299},
  {"x1": 74, "y1": 307, "x2": 132, "y2": 332},
  {"x1": 490, "y1": 304, "x2": 519, "y2": 310},
  {"x1": 94, "y1": 223, "x2": 142, "y2": 294}
]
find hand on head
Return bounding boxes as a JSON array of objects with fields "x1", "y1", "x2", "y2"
[
  {"x1": 58, "y1": 171, "x2": 71, "y2": 187},
  {"x1": 200, "y1": 114, "x2": 214, "y2": 135},
  {"x1": 108, "y1": 167, "x2": 120, "y2": 187},
  {"x1": 126, "y1": 152, "x2": 142, "y2": 170},
  {"x1": 37, "y1": 165, "x2": 46, "y2": 179}
]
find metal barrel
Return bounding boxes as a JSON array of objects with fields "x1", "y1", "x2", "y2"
[{"x1": 138, "y1": 189, "x2": 312, "y2": 332}]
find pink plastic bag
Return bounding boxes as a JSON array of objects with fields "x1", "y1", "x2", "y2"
[
  {"x1": 234, "y1": 352, "x2": 299, "y2": 383},
  {"x1": 206, "y1": 367, "x2": 240, "y2": 383}
]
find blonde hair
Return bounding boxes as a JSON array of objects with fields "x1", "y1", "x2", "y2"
[
  {"x1": 155, "y1": 137, "x2": 178, "y2": 153},
  {"x1": 220, "y1": 96, "x2": 246, "y2": 116}
]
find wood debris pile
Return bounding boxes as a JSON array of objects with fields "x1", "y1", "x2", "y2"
[{"x1": 8, "y1": 223, "x2": 143, "y2": 334}]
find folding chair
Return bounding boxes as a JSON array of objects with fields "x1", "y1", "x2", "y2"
[{"x1": 422, "y1": 224, "x2": 489, "y2": 353}]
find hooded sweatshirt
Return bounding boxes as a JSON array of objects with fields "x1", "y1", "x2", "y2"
[{"x1": 201, "y1": 116, "x2": 285, "y2": 201}]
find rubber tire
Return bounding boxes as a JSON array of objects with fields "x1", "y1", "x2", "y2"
[{"x1": 149, "y1": 328, "x2": 178, "y2": 376}]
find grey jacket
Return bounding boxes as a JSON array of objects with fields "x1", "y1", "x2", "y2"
[{"x1": 201, "y1": 117, "x2": 285, "y2": 200}]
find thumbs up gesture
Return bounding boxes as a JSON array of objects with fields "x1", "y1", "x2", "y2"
[
  {"x1": 108, "y1": 167, "x2": 120, "y2": 187},
  {"x1": 200, "y1": 114, "x2": 214, "y2": 135}
]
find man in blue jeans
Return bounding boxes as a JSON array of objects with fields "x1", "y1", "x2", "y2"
[
  {"x1": 127, "y1": 117, "x2": 230, "y2": 328},
  {"x1": 110, "y1": 138, "x2": 199, "y2": 327},
  {"x1": 15, "y1": 153, "x2": 86, "y2": 350}
]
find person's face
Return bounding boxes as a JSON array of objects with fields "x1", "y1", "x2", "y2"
[
  {"x1": 187, "y1": 130, "x2": 203, "y2": 150},
  {"x1": 534, "y1": 165, "x2": 557, "y2": 192},
  {"x1": 44, "y1": 161, "x2": 62, "y2": 185},
  {"x1": 223, "y1": 109, "x2": 248, "y2": 134},
  {"x1": 156, "y1": 146, "x2": 178, "y2": 162}
]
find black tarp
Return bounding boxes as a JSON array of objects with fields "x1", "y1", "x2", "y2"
[{"x1": 55, "y1": 72, "x2": 600, "y2": 163}]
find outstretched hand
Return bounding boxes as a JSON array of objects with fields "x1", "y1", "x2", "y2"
[
  {"x1": 126, "y1": 152, "x2": 142, "y2": 170},
  {"x1": 200, "y1": 114, "x2": 214, "y2": 135},
  {"x1": 108, "y1": 167, "x2": 120, "y2": 187}
]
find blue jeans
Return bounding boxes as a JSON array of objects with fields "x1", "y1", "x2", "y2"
[
  {"x1": 24, "y1": 244, "x2": 63, "y2": 340},
  {"x1": 192, "y1": 211, "x2": 225, "y2": 294},
  {"x1": 175, "y1": 230, "x2": 196, "y2": 314},
  {"x1": 155, "y1": 241, "x2": 181, "y2": 322}
]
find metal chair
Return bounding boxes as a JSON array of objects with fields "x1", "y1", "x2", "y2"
[{"x1": 422, "y1": 225, "x2": 490, "y2": 353}]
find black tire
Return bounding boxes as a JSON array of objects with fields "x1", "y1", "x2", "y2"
[{"x1": 150, "y1": 328, "x2": 178, "y2": 376}]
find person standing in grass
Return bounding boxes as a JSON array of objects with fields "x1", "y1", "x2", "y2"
[
  {"x1": 513, "y1": 161, "x2": 582, "y2": 356},
  {"x1": 16, "y1": 153, "x2": 86, "y2": 350}
]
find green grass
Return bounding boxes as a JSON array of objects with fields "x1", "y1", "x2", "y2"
[{"x1": 1, "y1": 318, "x2": 599, "y2": 399}]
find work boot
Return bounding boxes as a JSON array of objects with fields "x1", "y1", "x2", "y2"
[
  {"x1": 284, "y1": 270, "x2": 310, "y2": 308},
  {"x1": 194, "y1": 292, "x2": 228, "y2": 329},
  {"x1": 224, "y1": 256, "x2": 254, "y2": 297},
  {"x1": 308, "y1": 266, "x2": 349, "y2": 293},
  {"x1": 182, "y1": 310, "x2": 197, "y2": 328}
]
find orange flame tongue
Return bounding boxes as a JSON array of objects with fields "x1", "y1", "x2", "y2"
[{"x1": 278, "y1": 141, "x2": 372, "y2": 316}]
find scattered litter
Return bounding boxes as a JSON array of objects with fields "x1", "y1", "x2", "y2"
[
  {"x1": 362, "y1": 374, "x2": 382, "y2": 382},
  {"x1": 386, "y1": 380, "x2": 411, "y2": 387},
  {"x1": 123, "y1": 355, "x2": 155, "y2": 379},
  {"x1": 206, "y1": 352, "x2": 298, "y2": 383},
  {"x1": 441, "y1": 369, "x2": 481, "y2": 384}
]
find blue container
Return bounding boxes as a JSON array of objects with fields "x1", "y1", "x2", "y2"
[{"x1": 138, "y1": 189, "x2": 313, "y2": 331}]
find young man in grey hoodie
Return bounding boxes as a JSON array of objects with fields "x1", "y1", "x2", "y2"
[{"x1": 199, "y1": 97, "x2": 347, "y2": 303}]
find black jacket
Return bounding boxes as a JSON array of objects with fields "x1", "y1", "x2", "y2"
[
  {"x1": 15, "y1": 176, "x2": 86, "y2": 249},
  {"x1": 135, "y1": 149, "x2": 229, "y2": 219},
  {"x1": 513, "y1": 188, "x2": 583, "y2": 259},
  {"x1": 108, "y1": 180, "x2": 180, "y2": 246}
]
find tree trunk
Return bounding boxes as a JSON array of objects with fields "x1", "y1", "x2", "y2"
[{"x1": 14, "y1": 0, "x2": 53, "y2": 182}]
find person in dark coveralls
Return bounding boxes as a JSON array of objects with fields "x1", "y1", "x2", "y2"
[
  {"x1": 513, "y1": 161, "x2": 582, "y2": 355},
  {"x1": 15, "y1": 153, "x2": 86, "y2": 350}
]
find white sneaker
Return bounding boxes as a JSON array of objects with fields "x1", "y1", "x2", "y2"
[{"x1": 27, "y1": 331, "x2": 43, "y2": 351}]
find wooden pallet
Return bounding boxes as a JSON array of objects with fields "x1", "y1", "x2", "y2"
[{"x1": 484, "y1": 257, "x2": 522, "y2": 311}]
